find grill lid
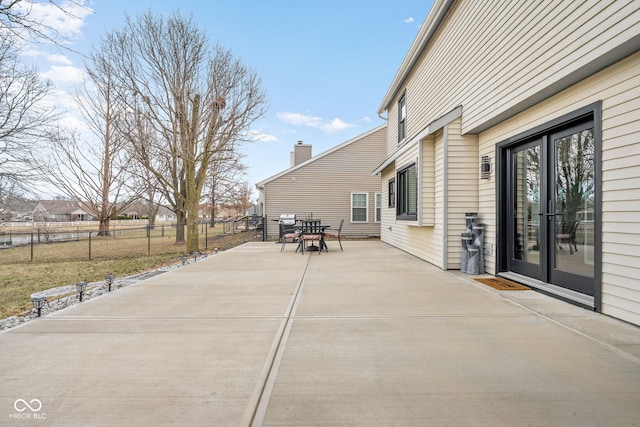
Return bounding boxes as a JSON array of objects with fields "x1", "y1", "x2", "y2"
[{"x1": 279, "y1": 214, "x2": 296, "y2": 224}]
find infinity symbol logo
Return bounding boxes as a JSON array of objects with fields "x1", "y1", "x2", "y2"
[{"x1": 14, "y1": 399, "x2": 42, "y2": 412}]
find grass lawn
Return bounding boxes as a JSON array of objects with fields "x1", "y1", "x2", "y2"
[{"x1": 0, "y1": 224, "x2": 256, "y2": 319}]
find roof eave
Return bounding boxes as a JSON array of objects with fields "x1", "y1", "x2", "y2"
[{"x1": 377, "y1": 0, "x2": 456, "y2": 115}]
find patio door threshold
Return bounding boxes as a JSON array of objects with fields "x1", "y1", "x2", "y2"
[{"x1": 499, "y1": 272, "x2": 595, "y2": 310}]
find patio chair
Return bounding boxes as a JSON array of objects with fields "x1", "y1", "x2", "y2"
[
  {"x1": 557, "y1": 220, "x2": 580, "y2": 254},
  {"x1": 280, "y1": 223, "x2": 300, "y2": 252},
  {"x1": 323, "y1": 219, "x2": 344, "y2": 251},
  {"x1": 300, "y1": 220, "x2": 323, "y2": 255}
]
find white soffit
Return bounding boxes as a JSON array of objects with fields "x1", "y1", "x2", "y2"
[{"x1": 372, "y1": 105, "x2": 462, "y2": 175}]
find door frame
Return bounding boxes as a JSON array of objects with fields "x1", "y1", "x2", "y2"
[{"x1": 496, "y1": 102, "x2": 603, "y2": 312}]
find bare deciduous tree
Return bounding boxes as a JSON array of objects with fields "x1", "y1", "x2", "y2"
[
  {"x1": 0, "y1": 32, "x2": 55, "y2": 192},
  {"x1": 35, "y1": 57, "x2": 139, "y2": 235},
  {"x1": 0, "y1": 0, "x2": 90, "y2": 44},
  {"x1": 99, "y1": 11, "x2": 267, "y2": 252},
  {"x1": 205, "y1": 148, "x2": 246, "y2": 227}
]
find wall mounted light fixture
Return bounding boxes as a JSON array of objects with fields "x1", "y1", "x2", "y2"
[{"x1": 481, "y1": 156, "x2": 491, "y2": 179}]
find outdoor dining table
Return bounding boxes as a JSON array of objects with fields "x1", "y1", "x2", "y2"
[{"x1": 296, "y1": 221, "x2": 330, "y2": 252}]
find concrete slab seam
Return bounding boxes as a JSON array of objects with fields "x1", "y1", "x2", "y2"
[{"x1": 242, "y1": 255, "x2": 311, "y2": 427}]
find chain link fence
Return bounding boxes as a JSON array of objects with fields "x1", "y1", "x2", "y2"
[{"x1": 0, "y1": 220, "x2": 258, "y2": 263}]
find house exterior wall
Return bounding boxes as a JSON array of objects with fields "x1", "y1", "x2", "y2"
[
  {"x1": 388, "y1": 0, "x2": 639, "y2": 138},
  {"x1": 479, "y1": 52, "x2": 640, "y2": 326},
  {"x1": 378, "y1": 0, "x2": 640, "y2": 325},
  {"x1": 260, "y1": 126, "x2": 386, "y2": 239}
]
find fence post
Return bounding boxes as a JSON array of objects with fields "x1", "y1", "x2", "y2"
[
  {"x1": 88, "y1": 231, "x2": 92, "y2": 260},
  {"x1": 30, "y1": 233, "x2": 34, "y2": 261},
  {"x1": 263, "y1": 215, "x2": 267, "y2": 241}
]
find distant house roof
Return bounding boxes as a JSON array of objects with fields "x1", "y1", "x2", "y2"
[
  {"x1": 256, "y1": 124, "x2": 386, "y2": 189},
  {"x1": 35, "y1": 200, "x2": 86, "y2": 215}
]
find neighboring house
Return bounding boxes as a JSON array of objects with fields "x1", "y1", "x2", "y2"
[
  {"x1": 375, "y1": 0, "x2": 640, "y2": 326},
  {"x1": 32, "y1": 200, "x2": 92, "y2": 222},
  {"x1": 0, "y1": 198, "x2": 35, "y2": 221},
  {"x1": 257, "y1": 125, "x2": 386, "y2": 239},
  {"x1": 155, "y1": 205, "x2": 177, "y2": 223}
]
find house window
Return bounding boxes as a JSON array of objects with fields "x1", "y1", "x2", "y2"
[
  {"x1": 375, "y1": 193, "x2": 381, "y2": 223},
  {"x1": 397, "y1": 163, "x2": 417, "y2": 220},
  {"x1": 388, "y1": 179, "x2": 396, "y2": 207},
  {"x1": 351, "y1": 192, "x2": 368, "y2": 223},
  {"x1": 398, "y1": 92, "x2": 406, "y2": 142}
]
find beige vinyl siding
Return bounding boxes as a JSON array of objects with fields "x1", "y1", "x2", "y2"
[
  {"x1": 478, "y1": 52, "x2": 640, "y2": 325},
  {"x1": 444, "y1": 119, "x2": 479, "y2": 269},
  {"x1": 421, "y1": 135, "x2": 436, "y2": 226},
  {"x1": 395, "y1": 0, "x2": 640, "y2": 141},
  {"x1": 261, "y1": 127, "x2": 385, "y2": 239},
  {"x1": 386, "y1": 103, "x2": 400, "y2": 155},
  {"x1": 381, "y1": 143, "x2": 445, "y2": 267}
]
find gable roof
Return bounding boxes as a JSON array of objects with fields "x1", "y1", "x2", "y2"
[
  {"x1": 35, "y1": 200, "x2": 86, "y2": 215},
  {"x1": 255, "y1": 124, "x2": 386, "y2": 189}
]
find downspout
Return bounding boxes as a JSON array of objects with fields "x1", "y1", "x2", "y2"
[
  {"x1": 378, "y1": 109, "x2": 388, "y2": 121},
  {"x1": 442, "y1": 125, "x2": 448, "y2": 270}
]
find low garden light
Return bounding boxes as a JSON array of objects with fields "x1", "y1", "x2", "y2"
[
  {"x1": 105, "y1": 274, "x2": 115, "y2": 292},
  {"x1": 31, "y1": 296, "x2": 46, "y2": 317},
  {"x1": 76, "y1": 281, "x2": 88, "y2": 302},
  {"x1": 181, "y1": 254, "x2": 187, "y2": 266},
  {"x1": 192, "y1": 251, "x2": 200, "y2": 261}
]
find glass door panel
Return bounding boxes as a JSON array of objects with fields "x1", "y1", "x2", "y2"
[
  {"x1": 550, "y1": 126, "x2": 595, "y2": 293},
  {"x1": 508, "y1": 141, "x2": 542, "y2": 279}
]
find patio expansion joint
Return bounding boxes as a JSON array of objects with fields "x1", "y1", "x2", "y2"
[
  {"x1": 242, "y1": 255, "x2": 311, "y2": 427},
  {"x1": 46, "y1": 315, "x2": 288, "y2": 321}
]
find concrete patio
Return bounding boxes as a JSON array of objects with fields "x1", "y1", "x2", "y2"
[{"x1": 1, "y1": 241, "x2": 639, "y2": 426}]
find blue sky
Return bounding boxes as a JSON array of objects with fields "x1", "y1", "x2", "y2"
[{"x1": 25, "y1": 0, "x2": 433, "y2": 198}]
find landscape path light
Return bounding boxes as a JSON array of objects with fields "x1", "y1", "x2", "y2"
[
  {"x1": 31, "y1": 296, "x2": 46, "y2": 317},
  {"x1": 76, "y1": 282, "x2": 88, "y2": 302},
  {"x1": 181, "y1": 254, "x2": 187, "y2": 266},
  {"x1": 105, "y1": 274, "x2": 115, "y2": 292}
]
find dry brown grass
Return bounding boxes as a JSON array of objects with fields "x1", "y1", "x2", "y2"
[{"x1": 0, "y1": 224, "x2": 260, "y2": 318}]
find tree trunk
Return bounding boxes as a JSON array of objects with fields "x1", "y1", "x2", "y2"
[
  {"x1": 147, "y1": 201, "x2": 158, "y2": 229},
  {"x1": 98, "y1": 218, "x2": 111, "y2": 236},
  {"x1": 175, "y1": 209, "x2": 186, "y2": 243},
  {"x1": 185, "y1": 192, "x2": 200, "y2": 253}
]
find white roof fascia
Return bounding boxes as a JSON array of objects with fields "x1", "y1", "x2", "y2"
[
  {"x1": 256, "y1": 124, "x2": 386, "y2": 190},
  {"x1": 372, "y1": 105, "x2": 462, "y2": 175}
]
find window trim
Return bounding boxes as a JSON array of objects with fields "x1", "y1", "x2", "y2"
[
  {"x1": 398, "y1": 92, "x2": 406, "y2": 143},
  {"x1": 396, "y1": 162, "x2": 417, "y2": 221},
  {"x1": 388, "y1": 178, "x2": 396, "y2": 208},
  {"x1": 375, "y1": 192, "x2": 381, "y2": 223},
  {"x1": 351, "y1": 192, "x2": 369, "y2": 223}
]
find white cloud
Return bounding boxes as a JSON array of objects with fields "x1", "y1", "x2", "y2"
[
  {"x1": 22, "y1": 48, "x2": 72, "y2": 65},
  {"x1": 404, "y1": 17, "x2": 415, "y2": 23},
  {"x1": 40, "y1": 65, "x2": 85, "y2": 84},
  {"x1": 276, "y1": 111, "x2": 355, "y2": 134},
  {"x1": 246, "y1": 129, "x2": 278, "y2": 143},
  {"x1": 19, "y1": 0, "x2": 94, "y2": 39},
  {"x1": 321, "y1": 118, "x2": 356, "y2": 133},
  {"x1": 276, "y1": 111, "x2": 322, "y2": 128}
]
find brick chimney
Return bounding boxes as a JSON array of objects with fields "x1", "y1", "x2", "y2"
[{"x1": 290, "y1": 141, "x2": 312, "y2": 167}]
